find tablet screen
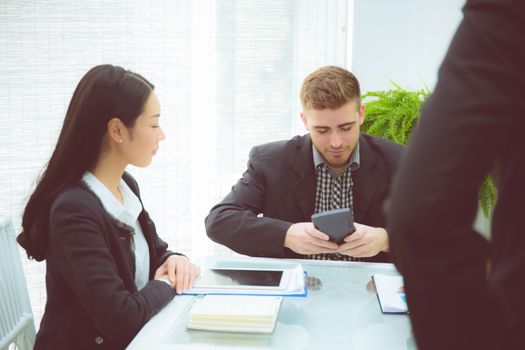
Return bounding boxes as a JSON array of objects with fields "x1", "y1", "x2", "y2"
[{"x1": 195, "y1": 269, "x2": 284, "y2": 288}]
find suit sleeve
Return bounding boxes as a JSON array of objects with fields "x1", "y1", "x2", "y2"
[
  {"x1": 386, "y1": 1, "x2": 525, "y2": 349},
  {"x1": 205, "y1": 146, "x2": 292, "y2": 257},
  {"x1": 49, "y1": 194, "x2": 176, "y2": 343}
]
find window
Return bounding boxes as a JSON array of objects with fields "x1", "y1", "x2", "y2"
[{"x1": 0, "y1": 0, "x2": 348, "y2": 328}]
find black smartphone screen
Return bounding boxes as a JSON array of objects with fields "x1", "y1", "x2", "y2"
[
  {"x1": 311, "y1": 208, "x2": 355, "y2": 244},
  {"x1": 195, "y1": 269, "x2": 283, "y2": 288}
]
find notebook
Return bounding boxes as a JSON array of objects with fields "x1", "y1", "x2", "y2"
[{"x1": 187, "y1": 295, "x2": 283, "y2": 333}]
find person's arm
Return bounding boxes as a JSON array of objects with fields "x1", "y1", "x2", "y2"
[
  {"x1": 206, "y1": 145, "x2": 340, "y2": 257},
  {"x1": 49, "y1": 192, "x2": 176, "y2": 344},
  {"x1": 386, "y1": 2, "x2": 524, "y2": 348},
  {"x1": 205, "y1": 146, "x2": 297, "y2": 257}
]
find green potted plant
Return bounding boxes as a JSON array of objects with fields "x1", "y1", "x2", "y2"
[{"x1": 361, "y1": 81, "x2": 496, "y2": 218}]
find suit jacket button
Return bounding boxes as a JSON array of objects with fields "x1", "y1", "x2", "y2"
[{"x1": 95, "y1": 336, "x2": 104, "y2": 344}]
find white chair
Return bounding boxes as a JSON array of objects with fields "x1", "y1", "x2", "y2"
[{"x1": 0, "y1": 215, "x2": 36, "y2": 350}]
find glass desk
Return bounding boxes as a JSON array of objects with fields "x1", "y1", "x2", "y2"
[{"x1": 127, "y1": 256, "x2": 416, "y2": 350}]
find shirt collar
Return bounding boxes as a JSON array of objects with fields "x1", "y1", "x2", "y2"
[
  {"x1": 81, "y1": 172, "x2": 143, "y2": 227},
  {"x1": 312, "y1": 141, "x2": 361, "y2": 172}
]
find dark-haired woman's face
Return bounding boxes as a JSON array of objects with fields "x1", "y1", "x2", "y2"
[{"x1": 122, "y1": 91, "x2": 165, "y2": 167}]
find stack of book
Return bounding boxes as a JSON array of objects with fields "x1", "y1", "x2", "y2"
[{"x1": 187, "y1": 295, "x2": 283, "y2": 333}]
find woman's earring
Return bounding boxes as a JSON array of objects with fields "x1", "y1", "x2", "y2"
[{"x1": 118, "y1": 139, "x2": 123, "y2": 143}]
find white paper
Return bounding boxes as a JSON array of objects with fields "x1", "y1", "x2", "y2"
[
  {"x1": 184, "y1": 264, "x2": 306, "y2": 296},
  {"x1": 187, "y1": 295, "x2": 283, "y2": 333},
  {"x1": 372, "y1": 274, "x2": 408, "y2": 314}
]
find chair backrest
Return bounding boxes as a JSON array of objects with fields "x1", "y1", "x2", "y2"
[{"x1": 0, "y1": 215, "x2": 36, "y2": 350}]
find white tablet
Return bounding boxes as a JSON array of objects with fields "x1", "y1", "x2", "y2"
[{"x1": 192, "y1": 268, "x2": 291, "y2": 291}]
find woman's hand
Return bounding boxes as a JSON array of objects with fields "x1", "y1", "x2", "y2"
[{"x1": 154, "y1": 255, "x2": 200, "y2": 294}]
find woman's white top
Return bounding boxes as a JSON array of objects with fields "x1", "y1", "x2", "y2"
[{"x1": 82, "y1": 172, "x2": 150, "y2": 290}]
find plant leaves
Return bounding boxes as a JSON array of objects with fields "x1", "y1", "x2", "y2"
[{"x1": 362, "y1": 81, "x2": 496, "y2": 218}]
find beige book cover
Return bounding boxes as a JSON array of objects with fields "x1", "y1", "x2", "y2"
[{"x1": 187, "y1": 295, "x2": 283, "y2": 333}]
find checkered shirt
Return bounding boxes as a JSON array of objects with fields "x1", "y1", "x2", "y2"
[{"x1": 307, "y1": 144, "x2": 361, "y2": 261}]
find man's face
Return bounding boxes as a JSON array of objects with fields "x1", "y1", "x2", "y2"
[{"x1": 301, "y1": 100, "x2": 365, "y2": 168}]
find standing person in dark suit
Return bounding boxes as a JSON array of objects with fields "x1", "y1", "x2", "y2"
[
  {"x1": 387, "y1": 0, "x2": 525, "y2": 349},
  {"x1": 17, "y1": 64, "x2": 200, "y2": 350},
  {"x1": 206, "y1": 66, "x2": 403, "y2": 262}
]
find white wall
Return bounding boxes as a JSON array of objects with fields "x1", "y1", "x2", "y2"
[
  {"x1": 351, "y1": 0, "x2": 465, "y2": 93},
  {"x1": 351, "y1": 0, "x2": 493, "y2": 239}
]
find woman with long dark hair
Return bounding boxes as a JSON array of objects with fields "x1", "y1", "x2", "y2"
[{"x1": 17, "y1": 64, "x2": 200, "y2": 349}]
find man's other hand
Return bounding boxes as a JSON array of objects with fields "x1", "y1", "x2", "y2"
[{"x1": 337, "y1": 223, "x2": 389, "y2": 257}]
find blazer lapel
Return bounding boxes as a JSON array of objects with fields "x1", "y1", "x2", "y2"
[
  {"x1": 292, "y1": 135, "x2": 316, "y2": 221},
  {"x1": 352, "y1": 135, "x2": 381, "y2": 222}
]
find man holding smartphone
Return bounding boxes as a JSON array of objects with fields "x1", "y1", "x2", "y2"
[{"x1": 205, "y1": 66, "x2": 403, "y2": 262}]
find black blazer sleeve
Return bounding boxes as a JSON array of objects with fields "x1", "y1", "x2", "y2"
[{"x1": 205, "y1": 146, "x2": 293, "y2": 257}]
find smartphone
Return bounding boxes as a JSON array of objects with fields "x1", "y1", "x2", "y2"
[{"x1": 311, "y1": 208, "x2": 356, "y2": 244}]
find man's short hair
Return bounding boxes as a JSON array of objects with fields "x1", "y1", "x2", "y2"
[{"x1": 300, "y1": 66, "x2": 361, "y2": 111}]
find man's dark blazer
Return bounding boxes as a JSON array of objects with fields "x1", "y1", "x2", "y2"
[
  {"x1": 387, "y1": 0, "x2": 525, "y2": 349},
  {"x1": 35, "y1": 173, "x2": 178, "y2": 350},
  {"x1": 206, "y1": 133, "x2": 403, "y2": 262}
]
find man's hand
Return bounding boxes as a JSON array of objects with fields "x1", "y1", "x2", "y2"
[
  {"x1": 284, "y1": 222, "x2": 339, "y2": 255},
  {"x1": 154, "y1": 255, "x2": 200, "y2": 294},
  {"x1": 337, "y1": 223, "x2": 389, "y2": 257}
]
